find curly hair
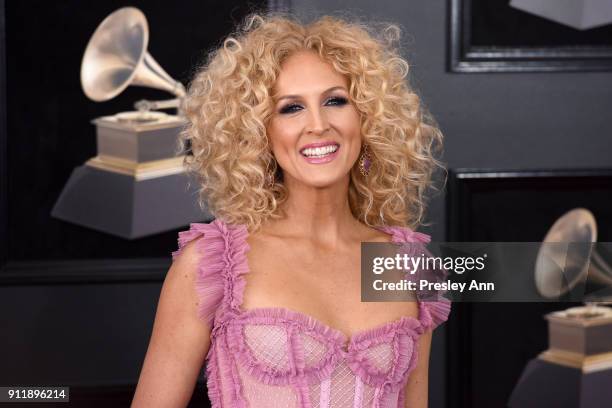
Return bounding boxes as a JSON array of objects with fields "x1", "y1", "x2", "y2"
[{"x1": 180, "y1": 11, "x2": 444, "y2": 231}]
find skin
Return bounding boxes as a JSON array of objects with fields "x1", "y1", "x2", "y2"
[{"x1": 132, "y1": 50, "x2": 432, "y2": 408}]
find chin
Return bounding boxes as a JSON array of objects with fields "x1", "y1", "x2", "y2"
[{"x1": 301, "y1": 173, "x2": 349, "y2": 189}]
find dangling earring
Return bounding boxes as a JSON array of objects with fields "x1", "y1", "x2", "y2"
[{"x1": 359, "y1": 144, "x2": 372, "y2": 177}]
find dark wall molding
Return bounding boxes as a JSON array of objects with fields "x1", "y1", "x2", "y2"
[
  {"x1": 0, "y1": 258, "x2": 169, "y2": 285},
  {"x1": 448, "y1": 0, "x2": 612, "y2": 73},
  {"x1": 447, "y1": 168, "x2": 612, "y2": 242}
]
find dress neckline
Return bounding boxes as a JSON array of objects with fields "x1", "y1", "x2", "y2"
[{"x1": 233, "y1": 223, "x2": 429, "y2": 350}]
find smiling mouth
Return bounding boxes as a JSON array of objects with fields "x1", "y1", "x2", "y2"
[{"x1": 300, "y1": 144, "x2": 340, "y2": 158}]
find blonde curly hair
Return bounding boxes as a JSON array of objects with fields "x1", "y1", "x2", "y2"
[{"x1": 180, "y1": 11, "x2": 444, "y2": 231}]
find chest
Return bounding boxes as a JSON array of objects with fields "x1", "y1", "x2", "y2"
[
  {"x1": 244, "y1": 238, "x2": 361, "y2": 307},
  {"x1": 241, "y1": 236, "x2": 417, "y2": 337}
]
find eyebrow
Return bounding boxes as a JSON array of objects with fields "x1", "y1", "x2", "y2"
[{"x1": 275, "y1": 86, "x2": 347, "y2": 103}]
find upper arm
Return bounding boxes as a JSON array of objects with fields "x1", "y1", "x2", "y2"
[
  {"x1": 132, "y1": 238, "x2": 211, "y2": 408},
  {"x1": 403, "y1": 329, "x2": 433, "y2": 408}
]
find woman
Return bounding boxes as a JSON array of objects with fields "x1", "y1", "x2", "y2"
[{"x1": 133, "y1": 12, "x2": 450, "y2": 408}]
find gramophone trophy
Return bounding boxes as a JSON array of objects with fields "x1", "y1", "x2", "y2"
[
  {"x1": 52, "y1": 7, "x2": 209, "y2": 239},
  {"x1": 509, "y1": 208, "x2": 612, "y2": 408}
]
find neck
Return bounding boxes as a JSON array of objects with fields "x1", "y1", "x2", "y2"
[{"x1": 269, "y1": 174, "x2": 362, "y2": 248}]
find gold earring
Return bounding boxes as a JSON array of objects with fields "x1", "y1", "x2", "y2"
[{"x1": 359, "y1": 144, "x2": 372, "y2": 177}]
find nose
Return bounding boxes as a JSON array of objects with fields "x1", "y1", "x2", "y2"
[{"x1": 305, "y1": 106, "x2": 331, "y2": 135}]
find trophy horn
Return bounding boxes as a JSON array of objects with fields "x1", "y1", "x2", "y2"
[
  {"x1": 535, "y1": 208, "x2": 612, "y2": 299},
  {"x1": 80, "y1": 7, "x2": 185, "y2": 102}
]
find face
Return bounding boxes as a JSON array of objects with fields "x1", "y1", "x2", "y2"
[{"x1": 266, "y1": 50, "x2": 362, "y2": 189}]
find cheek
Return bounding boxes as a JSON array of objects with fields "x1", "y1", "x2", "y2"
[
  {"x1": 266, "y1": 122, "x2": 282, "y2": 151},
  {"x1": 267, "y1": 124, "x2": 295, "y2": 158},
  {"x1": 343, "y1": 112, "x2": 363, "y2": 162},
  {"x1": 339, "y1": 110, "x2": 362, "y2": 146},
  {"x1": 339, "y1": 106, "x2": 361, "y2": 134}
]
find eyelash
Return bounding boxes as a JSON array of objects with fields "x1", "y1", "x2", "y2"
[{"x1": 279, "y1": 97, "x2": 348, "y2": 114}]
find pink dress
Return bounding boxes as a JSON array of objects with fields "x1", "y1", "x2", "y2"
[{"x1": 172, "y1": 219, "x2": 451, "y2": 408}]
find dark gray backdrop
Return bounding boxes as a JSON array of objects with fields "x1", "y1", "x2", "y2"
[{"x1": 1, "y1": 1, "x2": 611, "y2": 407}]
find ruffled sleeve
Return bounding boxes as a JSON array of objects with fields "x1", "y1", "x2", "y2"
[
  {"x1": 376, "y1": 225, "x2": 452, "y2": 330},
  {"x1": 418, "y1": 297, "x2": 451, "y2": 330},
  {"x1": 171, "y1": 219, "x2": 249, "y2": 329}
]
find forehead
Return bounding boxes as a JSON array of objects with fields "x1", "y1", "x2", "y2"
[{"x1": 272, "y1": 50, "x2": 348, "y2": 97}]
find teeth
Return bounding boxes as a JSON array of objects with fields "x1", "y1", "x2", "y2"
[{"x1": 301, "y1": 144, "x2": 338, "y2": 157}]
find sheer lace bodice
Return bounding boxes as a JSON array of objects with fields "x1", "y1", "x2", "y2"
[{"x1": 172, "y1": 219, "x2": 451, "y2": 407}]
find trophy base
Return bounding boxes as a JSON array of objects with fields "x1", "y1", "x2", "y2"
[
  {"x1": 508, "y1": 358, "x2": 612, "y2": 408},
  {"x1": 51, "y1": 164, "x2": 210, "y2": 239},
  {"x1": 510, "y1": 306, "x2": 612, "y2": 407},
  {"x1": 92, "y1": 112, "x2": 187, "y2": 163}
]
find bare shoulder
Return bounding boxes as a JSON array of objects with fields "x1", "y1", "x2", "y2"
[
  {"x1": 170, "y1": 238, "x2": 203, "y2": 281},
  {"x1": 131, "y1": 237, "x2": 211, "y2": 407},
  {"x1": 159, "y1": 239, "x2": 207, "y2": 319}
]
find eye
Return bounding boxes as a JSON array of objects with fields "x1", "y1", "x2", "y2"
[
  {"x1": 278, "y1": 96, "x2": 349, "y2": 115},
  {"x1": 326, "y1": 96, "x2": 348, "y2": 106},
  {"x1": 279, "y1": 103, "x2": 301, "y2": 114}
]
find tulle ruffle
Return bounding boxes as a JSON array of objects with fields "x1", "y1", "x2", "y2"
[
  {"x1": 172, "y1": 219, "x2": 452, "y2": 406},
  {"x1": 171, "y1": 219, "x2": 250, "y2": 329}
]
